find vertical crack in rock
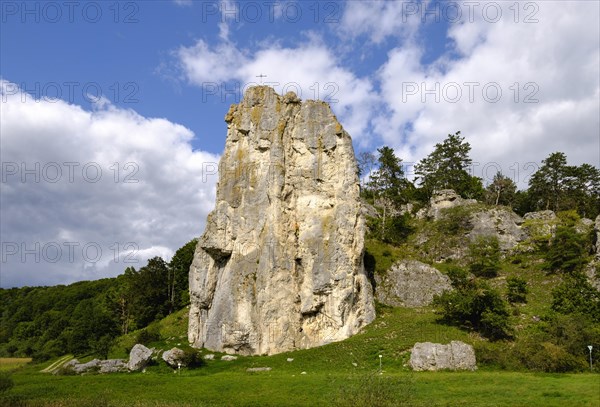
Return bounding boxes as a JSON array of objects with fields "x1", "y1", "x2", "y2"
[{"x1": 188, "y1": 86, "x2": 375, "y2": 355}]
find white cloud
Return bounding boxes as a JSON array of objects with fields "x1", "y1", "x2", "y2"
[
  {"x1": 176, "y1": 36, "x2": 378, "y2": 146},
  {"x1": 376, "y1": 1, "x2": 600, "y2": 186},
  {"x1": 339, "y1": 0, "x2": 422, "y2": 44},
  {"x1": 0, "y1": 81, "x2": 220, "y2": 287}
]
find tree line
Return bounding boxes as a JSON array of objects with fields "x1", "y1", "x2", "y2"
[
  {"x1": 358, "y1": 132, "x2": 600, "y2": 238},
  {"x1": 0, "y1": 239, "x2": 197, "y2": 361}
]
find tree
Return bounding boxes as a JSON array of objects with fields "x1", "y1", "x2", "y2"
[
  {"x1": 433, "y1": 273, "x2": 512, "y2": 340},
  {"x1": 544, "y1": 226, "x2": 588, "y2": 274},
  {"x1": 506, "y1": 276, "x2": 528, "y2": 303},
  {"x1": 357, "y1": 151, "x2": 377, "y2": 190},
  {"x1": 562, "y1": 163, "x2": 600, "y2": 219},
  {"x1": 468, "y1": 236, "x2": 502, "y2": 278},
  {"x1": 528, "y1": 152, "x2": 567, "y2": 212},
  {"x1": 529, "y1": 152, "x2": 599, "y2": 218},
  {"x1": 368, "y1": 147, "x2": 412, "y2": 240},
  {"x1": 414, "y1": 131, "x2": 483, "y2": 200},
  {"x1": 168, "y1": 238, "x2": 198, "y2": 313},
  {"x1": 551, "y1": 272, "x2": 600, "y2": 322},
  {"x1": 485, "y1": 172, "x2": 517, "y2": 206},
  {"x1": 130, "y1": 257, "x2": 170, "y2": 327}
]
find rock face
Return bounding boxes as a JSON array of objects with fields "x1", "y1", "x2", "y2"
[
  {"x1": 596, "y1": 215, "x2": 600, "y2": 257},
  {"x1": 375, "y1": 260, "x2": 452, "y2": 307},
  {"x1": 523, "y1": 210, "x2": 557, "y2": 221},
  {"x1": 128, "y1": 344, "x2": 153, "y2": 371},
  {"x1": 416, "y1": 189, "x2": 477, "y2": 220},
  {"x1": 409, "y1": 341, "x2": 477, "y2": 371},
  {"x1": 188, "y1": 86, "x2": 375, "y2": 356},
  {"x1": 468, "y1": 208, "x2": 526, "y2": 250}
]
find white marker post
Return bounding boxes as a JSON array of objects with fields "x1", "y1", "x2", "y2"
[
  {"x1": 379, "y1": 354, "x2": 382, "y2": 373},
  {"x1": 588, "y1": 345, "x2": 593, "y2": 371}
]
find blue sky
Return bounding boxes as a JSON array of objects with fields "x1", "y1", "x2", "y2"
[{"x1": 1, "y1": 1, "x2": 599, "y2": 287}]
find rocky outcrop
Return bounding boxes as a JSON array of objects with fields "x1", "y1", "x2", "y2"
[
  {"x1": 128, "y1": 344, "x2": 153, "y2": 371},
  {"x1": 409, "y1": 341, "x2": 477, "y2": 371},
  {"x1": 596, "y1": 215, "x2": 600, "y2": 257},
  {"x1": 523, "y1": 210, "x2": 557, "y2": 221},
  {"x1": 468, "y1": 208, "x2": 526, "y2": 250},
  {"x1": 61, "y1": 358, "x2": 128, "y2": 374},
  {"x1": 162, "y1": 348, "x2": 185, "y2": 368},
  {"x1": 416, "y1": 190, "x2": 477, "y2": 220},
  {"x1": 188, "y1": 86, "x2": 374, "y2": 356},
  {"x1": 375, "y1": 260, "x2": 452, "y2": 307}
]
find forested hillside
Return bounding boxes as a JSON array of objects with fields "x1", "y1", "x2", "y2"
[{"x1": 0, "y1": 239, "x2": 197, "y2": 361}]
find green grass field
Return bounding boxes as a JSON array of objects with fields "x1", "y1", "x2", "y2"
[
  {"x1": 2, "y1": 307, "x2": 598, "y2": 406},
  {"x1": 6, "y1": 366, "x2": 599, "y2": 406}
]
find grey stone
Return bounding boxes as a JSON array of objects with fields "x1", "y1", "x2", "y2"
[
  {"x1": 221, "y1": 355, "x2": 237, "y2": 361},
  {"x1": 203, "y1": 354, "x2": 215, "y2": 360},
  {"x1": 98, "y1": 359, "x2": 128, "y2": 373},
  {"x1": 246, "y1": 367, "x2": 271, "y2": 372},
  {"x1": 409, "y1": 341, "x2": 477, "y2": 371},
  {"x1": 523, "y1": 210, "x2": 557, "y2": 221},
  {"x1": 128, "y1": 344, "x2": 153, "y2": 371},
  {"x1": 61, "y1": 358, "x2": 127, "y2": 374},
  {"x1": 468, "y1": 208, "x2": 526, "y2": 250},
  {"x1": 188, "y1": 86, "x2": 375, "y2": 356},
  {"x1": 596, "y1": 215, "x2": 600, "y2": 257},
  {"x1": 375, "y1": 260, "x2": 452, "y2": 307},
  {"x1": 416, "y1": 190, "x2": 477, "y2": 220},
  {"x1": 162, "y1": 347, "x2": 186, "y2": 368}
]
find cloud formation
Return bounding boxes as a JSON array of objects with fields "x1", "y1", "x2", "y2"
[{"x1": 1, "y1": 81, "x2": 219, "y2": 287}]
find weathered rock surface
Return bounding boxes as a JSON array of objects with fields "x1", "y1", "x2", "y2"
[
  {"x1": 221, "y1": 355, "x2": 237, "y2": 361},
  {"x1": 162, "y1": 347, "x2": 185, "y2": 368},
  {"x1": 375, "y1": 260, "x2": 452, "y2": 307},
  {"x1": 61, "y1": 358, "x2": 127, "y2": 374},
  {"x1": 409, "y1": 341, "x2": 477, "y2": 371},
  {"x1": 596, "y1": 215, "x2": 600, "y2": 257},
  {"x1": 416, "y1": 190, "x2": 477, "y2": 220},
  {"x1": 523, "y1": 210, "x2": 557, "y2": 221},
  {"x1": 128, "y1": 344, "x2": 153, "y2": 371},
  {"x1": 188, "y1": 86, "x2": 375, "y2": 355},
  {"x1": 468, "y1": 208, "x2": 526, "y2": 250}
]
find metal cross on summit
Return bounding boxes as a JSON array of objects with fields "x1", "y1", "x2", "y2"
[{"x1": 256, "y1": 74, "x2": 267, "y2": 84}]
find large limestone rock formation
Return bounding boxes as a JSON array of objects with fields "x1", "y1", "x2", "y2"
[
  {"x1": 188, "y1": 86, "x2": 375, "y2": 355},
  {"x1": 375, "y1": 260, "x2": 452, "y2": 307}
]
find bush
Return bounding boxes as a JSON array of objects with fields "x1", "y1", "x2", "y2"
[
  {"x1": 136, "y1": 325, "x2": 161, "y2": 345},
  {"x1": 506, "y1": 276, "x2": 528, "y2": 303},
  {"x1": 437, "y1": 206, "x2": 472, "y2": 234},
  {"x1": 468, "y1": 236, "x2": 501, "y2": 278},
  {"x1": 0, "y1": 372, "x2": 14, "y2": 393},
  {"x1": 551, "y1": 273, "x2": 600, "y2": 322},
  {"x1": 433, "y1": 278, "x2": 512, "y2": 340},
  {"x1": 180, "y1": 349, "x2": 204, "y2": 369},
  {"x1": 516, "y1": 341, "x2": 586, "y2": 373},
  {"x1": 545, "y1": 226, "x2": 588, "y2": 274}
]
